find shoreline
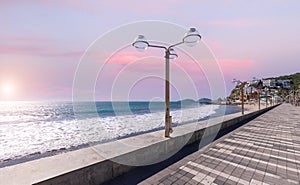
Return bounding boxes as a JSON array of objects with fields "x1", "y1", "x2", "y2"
[{"x1": 0, "y1": 104, "x2": 241, "y2": 168}]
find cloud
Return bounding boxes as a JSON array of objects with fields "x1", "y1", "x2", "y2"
[
  {"x1": 0, "y1": 36, "x2": 50, "y2": 43},
  {"x1": 218, "y1": 58, "x2": 257, "y2": 80},
  {"x1": 105, "y1": 51, "x2": 142, "y2": 64},
  {"x1": 0, "y1": 45, "x2": 39, "y2": 55},
  {"x1": 218, "y1": 59, "x2": 256, "y2": 68},
  {"x1": 0, "y1": 45, "x2": 83, "y2": 58},
  {"x1": 0, "y1": 0, "x2": 179, "y2": 15},
  {"x1": 97, "y1": 50, "x2": 164, "y2": 64},
  {"x1": 0, "y1": 34, "x2": 83, "y2": 59},
  {"x1": 207, "y1": 20, "x2": 260, "y2": 27},
  {"x1": 214, "y1": 59, "x2": 258, "y2": 95}
]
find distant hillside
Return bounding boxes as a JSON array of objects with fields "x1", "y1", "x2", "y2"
[
  {"x1": 228, "y1": 72, "x2": 300, "y2": 100},
  {"x1": 198, "y1": 98, "x2": 212, "y2": 104}
]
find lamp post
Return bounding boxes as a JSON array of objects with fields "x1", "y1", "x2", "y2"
[
  {"x1": 293, "y1": 89, "x2": 296, "y2": 105},
  {"x1": 132, "y1": 28, "x2": 201, "y2": 137},
  {"x1": 258, "y1": 90, "x2": 261, "y2": 110},
  {"x1": 271, "y1": 93, "x2": 274, "y2": 106},
  {"x1": 232, "y1": 79, "x2": 246, "y2": 115},
  {"x1": 256, "y1": 79, "x2": 263, "y2": 110},
  {"x1": 265, "y1": 87, "x2": 268, "y2": 108}
]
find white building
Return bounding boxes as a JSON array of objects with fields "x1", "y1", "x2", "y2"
[
  {"x1": 277, "y1": 80, "x2": 291, "y2": 89},
  {"x1": 262, "y1": 79, "x2": 276, "y2": 87},
  {"x1": 245, "y1": 86, "x2": 258, "y2": 94}
]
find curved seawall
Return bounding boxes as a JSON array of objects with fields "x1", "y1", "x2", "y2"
[{"x1": 0, "y1": 105, "x2": 278, "y2": 185}]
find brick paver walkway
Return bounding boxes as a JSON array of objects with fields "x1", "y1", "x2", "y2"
[{"x1": 106, "y1": 104, "x2": 300, "y2": 185}]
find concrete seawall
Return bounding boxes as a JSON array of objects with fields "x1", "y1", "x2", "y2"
[{"x1": 0, "y1": 105, "x2": 278, "y2": 185}]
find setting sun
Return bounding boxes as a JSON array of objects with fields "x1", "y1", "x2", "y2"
[
  {"x1": 2, "y1": 83, "x2": 13, "y2": 95},
  {"x1": 1, "y1": 82, "x2": 17, "y2": 100}
]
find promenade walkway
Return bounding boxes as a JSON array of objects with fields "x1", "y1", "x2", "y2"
[{"x1": 106, "y1": 104, "x2": 300, "y2": 185}]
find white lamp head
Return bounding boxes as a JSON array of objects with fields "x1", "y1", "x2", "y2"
[
  {"x1": 132, "y1": 35, "x2": 149, "y2": 52},
  {"x1": 183, "y1": 27, "x2": 201, "y2": 47}
]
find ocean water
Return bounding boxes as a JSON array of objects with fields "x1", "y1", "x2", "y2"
[{"x1": 0, "y1": 101, "x2": 241, "y2": 164}]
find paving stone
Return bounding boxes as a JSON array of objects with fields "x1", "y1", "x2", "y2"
[
  {"x1": 173, "y1": 173, "x2": 184, "y2": 179},
  {"x1": 166, "y1": 175, "x2": 178, "y2": 183},
  {"x1": 187, "y1": 179, "x2": 198, "y2": 185},
  {"x1": 224, "y1": 179, "x2": 237, "y2": 185},
  {"x1": 174, "y1": 178, "x2": 186, "y2": 185},
  {"x1": 180, "y1": 175, "x2": 191, "y2": 182},
  {"x1": 213, "y1": 178, "x2": 226, "y2": 185},
  {"x1": 160, "y1": 179, "x2": 173, "y2": 185},
  {"x1": 185, "y1": 172, "x2": 195, "y2": 179}
]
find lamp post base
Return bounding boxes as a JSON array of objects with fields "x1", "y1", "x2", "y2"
[{"x1": 164, "y1": 116, "x2": 172, "y2": 137}]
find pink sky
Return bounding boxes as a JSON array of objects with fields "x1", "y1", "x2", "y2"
[{"x1": 1, "y1": 1, "x2": 300, "y2": 101}]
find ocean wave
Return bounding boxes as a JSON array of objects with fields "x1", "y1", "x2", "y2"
[{"x1": 0, "y1": 104, "x2": 221, "y2": 164}]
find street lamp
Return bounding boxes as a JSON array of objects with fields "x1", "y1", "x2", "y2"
[
  {"x1": 232, "y1": 79, "x2": 246, "y2": 115},
  {"x1": 256, "y1": 79, "x2": 264, "y2": 110},
  {"x1": 132, "y1": 27, "x2": 201, "y2": 137},
  {"x1": 264, "y1": 87, "x2": 269, "y2": 108},
  {"x1": 258, "y1": 89, "x2": 261, "y2": 110},
  {"x1": 270, "y1": 92, "x2": 274, "y2": 106}
]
